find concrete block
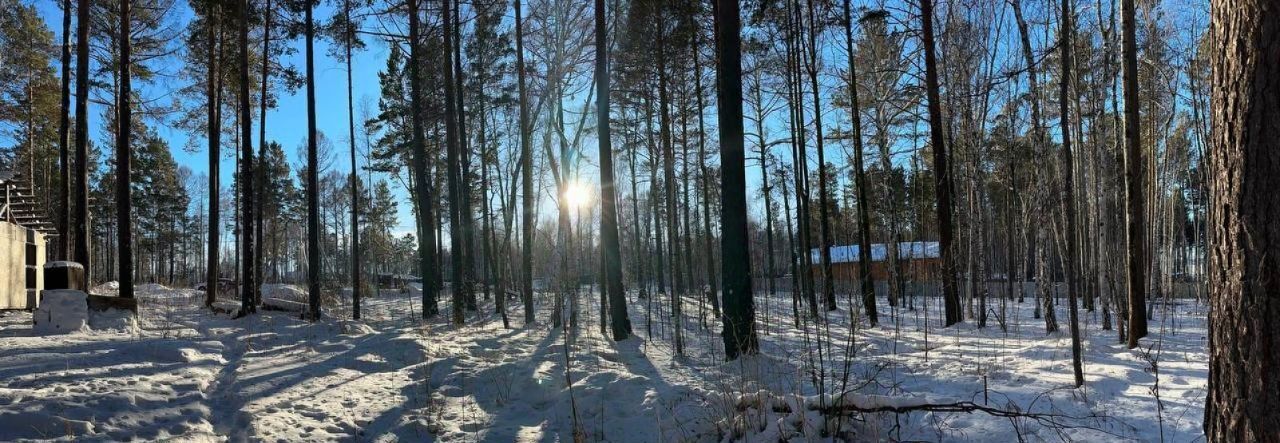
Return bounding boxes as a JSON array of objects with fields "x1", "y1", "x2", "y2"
[{"x1": 33, "y1": 289, "x2": 88, "y2": 335}]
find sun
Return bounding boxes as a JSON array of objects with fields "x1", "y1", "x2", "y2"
[{"x1": 564, "y1": 181, "x2": 592, "y2": 209}]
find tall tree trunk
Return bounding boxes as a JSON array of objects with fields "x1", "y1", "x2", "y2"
[
  {"x1": 785, "y1": 2, "x2": 817, "y2": 319},
  {"x1": 1121, "y1": 0, "x2": 1147, "y2": 347},
  {"x1": 478, "y1": 82, "x2": 505, "y2": 326},
  {"x1": 344, "y1": 0, "x2": 361, "y2": 320},
  {"x1": 626, "y1": 112, "x2": 649, "y2": 305},
  {"x1": 1011, "y1": 0, "x2": 1043, "y2": 314},
  {"x1": 779, "y1": 167, "x2": 801, "y2": 327},
  {"x1": 716, "y1": 0, "x2": 758, "y2": 360},
  {"x1": 74, "y1": 0, "x2": 92, "y2": 289},
  {"x1": 647, "y1": 97, "x2": 666, "y2": 297},
  {"x1": 58, "y1": 0, "x2": 72, "y2": 261},
  {"x1": 1059, "y1": 0, "x2": 1083, "y2": 386},
  {"x1": 305, "y1": 0, "x2": 322, "y2": 320},
  {"x1": 752, "y1": 73, "x2": 777, "y2": 307},
  {"x1": 693, "y1": 29, "x2": 719, "y2": 318},
  {"x1": 442, "y1": 0, "x2": 466, "y2": 325},
  {"x1": 843, "y1": 0, "x2": 876, "y2": 325},
  {"x1": 920, "y1": 0, "x2": 960, "y2": 326},
  {"x1": 680, "y1": 93, "x2": 696, "y2": 326},
  {"x1": 239, "y1": 0, "x2": 256, "y2": 314},
  {"x1": 452, "y1": 0, "x2": 476, "y2": 312},
  {"x1": 1205, "y1": 2, "x2": 1280, "y2": 439},
  {"x1": 256, "y1": 0, "x2": 269, "y2": 306},
  {"x1": 595, "y1": 0, "x2": 630, "y2": 340},
  {"x1": 516, "y1": 0, "x2": 534, "y2": 326},
  {"x1": 803, "y1": 0, "x2": 836, "y2": 312},
  {"x1": 409, "y1": 0, "x2": 438, "y2": 317},
  {"x1": 657, "y1": 20, "x2": 683, "y2": 353},
  {"x1": 117, "y1": 0, "x2": 134, "y2": 299},
  {"x1": 205, "y1": 4, "x2": 221, "y2": 306}
]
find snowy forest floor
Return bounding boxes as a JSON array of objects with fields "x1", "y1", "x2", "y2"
[{"x1": 0, "y1": 282, "x2": 1207, "y2": 442}]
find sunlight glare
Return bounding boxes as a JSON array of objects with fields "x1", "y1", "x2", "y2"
[{"x1": 564, "y1": 181, "x2": 592, "y2": 209}]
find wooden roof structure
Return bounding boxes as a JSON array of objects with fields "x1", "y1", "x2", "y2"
[{"x1": 0, "y1": 170, "x2": 59, "y2": 237}]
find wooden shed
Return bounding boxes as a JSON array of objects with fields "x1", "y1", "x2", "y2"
[{"x1": 810, "y1": 241, "x2": 941, "y2": 283}]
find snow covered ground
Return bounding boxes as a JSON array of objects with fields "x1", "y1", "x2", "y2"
[{"x1": 0, "y1": 283, "x2": 1207, "y2": 441}]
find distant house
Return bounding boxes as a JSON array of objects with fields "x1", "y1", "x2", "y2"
[
  {"x1": 376, "y1": 273, "x2": 421, "y2": 288},
  {"x1": 809, "y1": 241, "x2": 940, "y2": 283},
  {"x1": 1, "y1": 170, "x2": 56, "y2": 309}
]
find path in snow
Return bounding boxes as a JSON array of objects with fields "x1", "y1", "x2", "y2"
[{"x1": 0, "y1": 283, "x2": 1208, "y2": 441}]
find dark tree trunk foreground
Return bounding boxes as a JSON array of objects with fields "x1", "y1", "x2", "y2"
[
  {"x1": 238, "y1": 0, "x2": 256, "y2": 314},
  {"x1": 516, "y1": 0, "x2": 535, "y2": 326},
  {"x1": 408, "y1": 0, "x2": 439, "y2": 318},
  {"x1": 1121, "y1": 0, "x2": 1147, "y2": 347},
  {"x1": 716, "y1": 0, "x2": 759, "y2": 360},
  {"x1": 595, "y1": 0, "x2": 631, "y2": 340},
  {"x1": 205, "y1": 3, "x2": 221, "y2": 307},
  {"x1": 920, "y1": 0, "x2": 961, "y2": 326},
  {"x1": 1205, "y1": 1, "x2": 1280, "y2": 439},
  {"x1": 58, "y1": 0, "x2": 71, "y2": 261},
  {"x1": 116, "y1": 0, "x2": 134, "y2": 299},
  {"x1": 305, "y1": 0, "x2": 322, "y2": 320}
]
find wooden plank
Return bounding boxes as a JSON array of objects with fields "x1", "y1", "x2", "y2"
[{"x1": 86, "y1": 294, "x2": 139, "y2": 312}]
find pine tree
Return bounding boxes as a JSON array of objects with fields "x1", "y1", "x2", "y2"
[
  {"x1": 919, "y1": 0, "x2": 960, "y2": 327},
  {"x1": 237, "y1": 0, "x2": 255, "y2": 314},
  {"x1": 1205, "y1": 2, "x2": 1280, "y2": 438},
  {"x1": 406, "y1": 0, "x2": 439, "y2": 318},
  {"x1": 326, "y1": 0, "x2": 365, "y2": 319},
  {"x1": 595, "y1": 0, "x2": 630, "y2": 341},
  {"x1": 442, "y1": 0, "x2": 466, "y2": 325},
  {"x1": 842, "y1": 0, "x2": 876, "y2": 325},
  {"x1": 1059, "y1": 0, "x2": 1083, "y2": 386},
  {"x1": 717, "y1": 0, "x2": 758, "y2": 360},
  {"x1": 58, "y1": 0, "x2": 72, "y2": 260},
  {"x1": 1121, "y1": 0, "x2": 1148, "y2": 348},
  {"x1": 516, "y1": 0, "x2": 534, "y2": 326},
  {"x1": 116, "y1": 0, "x2": 134, "y2": 299},
  {"x1": 203, "y1": 0, "x2": 222, "y2": 307},
  {"x1": 304, "y1": 0, "x2": 321, "y2": 320}
]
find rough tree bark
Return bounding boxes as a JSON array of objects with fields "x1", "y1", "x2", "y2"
[
  {"x1": 1121, "y1": 0, "x2": 1148, "y2": 348},
  {"x1": 1204, "y1": 1, "x2": 1280, "y2": 439},
  {"x1": 1058, "y1": 0, "x2": 1083, "y2": 386}
]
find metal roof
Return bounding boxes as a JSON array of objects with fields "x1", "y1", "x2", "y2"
[{"x1": 810, "y1": 241, "x2": 940, "y2": 264}]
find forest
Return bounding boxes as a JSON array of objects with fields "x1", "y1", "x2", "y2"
[{"x1": 0, "y1": 0, "x2": 1274, "y2": 440}]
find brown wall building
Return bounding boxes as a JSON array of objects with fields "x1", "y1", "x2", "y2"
[{"x1": 810, "y1": 242, "x2": 941, "y2": 283}]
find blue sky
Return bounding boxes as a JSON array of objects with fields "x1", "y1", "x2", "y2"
[
  {"x1": 26, "y1": 0, "x2": 1212, "y2": 250},
  {"x1": 33, "y1": 1, "x2": 420, "y2": 236}
]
